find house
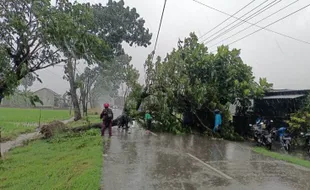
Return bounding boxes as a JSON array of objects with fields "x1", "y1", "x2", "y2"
[
  {"x1": 33, "y1": 88, "x2": 63, "y2": 108},
  {"x1": 233, "y1": 89, "x2": 310, "y2": 136},
  {"x1": 253, "y1": 89, "x2": 310, "y2": 119}
]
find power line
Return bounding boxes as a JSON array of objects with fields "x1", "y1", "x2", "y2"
[
  {"x1": 193, "y1": 0, "x2": 310, "y2": 47},
  {"x1": 204, "y1": 0, "x2": 283, "y2": 45},
  {"x1": 152, "y1": 0, "x2": 168, "y2": 62},
  {"x1": 211, "y1": 3, "x2": 310, "y2": 53},
  {"x1": 201, "y1": 0, "x2": 270, "y2": 43},
  {"x1": 199, "y1": 0, "x2": 257, "y2": 40},
  {"x1": 209, "y1": 0, "x2": 299, "y2": 49}
]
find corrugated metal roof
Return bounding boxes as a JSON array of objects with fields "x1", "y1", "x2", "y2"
[
  {"x1": 263, "y1": 94, "x2": 305, "y2": 100},
  {"x1": 269, "y1": 89, "x2": 293, "y2": 92},
  {"x1": 268, "y1": 89, "x2": 310, "y2": 93}
]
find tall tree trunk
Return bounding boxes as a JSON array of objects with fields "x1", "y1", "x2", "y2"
[
  {"x1": 84, "y1": 101, "x2": 88, "y2": 116},
  {"x1": 0, "y1": 86, "x2": 5, "y2": 104},
  {"x1": 67, "y1": 58, "x2": 81, "y2": 121},
  {"x1": 79, "y1": 86, "x2": 87, "y2": 117},
  {"x1": 89, "y1": 95, "x2": 93, "y2": 109},
  {"x1": 82, "y1": 96, "x2": 87, "y2": 116}
]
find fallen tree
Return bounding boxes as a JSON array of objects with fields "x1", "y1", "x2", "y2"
[
  {"x1": 125, "y1": 33, "x2": 272, "y2": 138},
  {"x1": 68, "y1": 115, "x2": 128, "y2": 133}
]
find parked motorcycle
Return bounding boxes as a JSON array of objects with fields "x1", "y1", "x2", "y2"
[
  {"x1": 282, "y1": 133, "x2": 292, "y2": 152},
  {"x1": 250, "y1": 124, "x2": 272, "y2": 150},
  {"x1": 300, "y1": 132, "x2": 310, "y2": 154},
  {"x1": 269, "y1": 127, "x2": 292, "y2": 152}
]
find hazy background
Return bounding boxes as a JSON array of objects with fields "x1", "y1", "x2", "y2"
[{"x1": 31, "y1": 0, "x2": 310, "y2": 95}]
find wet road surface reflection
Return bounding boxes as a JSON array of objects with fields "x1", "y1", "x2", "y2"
[{"x1": 102, "y1": 125, "x2": 310, "y2": 190}]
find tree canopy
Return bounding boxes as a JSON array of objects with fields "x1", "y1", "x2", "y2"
[
  {"x1": 127, "y1": 33, "x2": 272, "y2": 136},
  {"x1": 0, "y1": 0, "x2": 152, "y2": 119},
  {"x1": 20, "y1": 73, "x2": 36, "y2": 92},
  {"x1": 0, "y1": 0, "x2": 108, "y2": 103}
]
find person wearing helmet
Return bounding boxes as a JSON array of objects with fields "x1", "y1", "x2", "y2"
[{"x1": 100, "y1": 103, "x2": 114, "y2": 137}]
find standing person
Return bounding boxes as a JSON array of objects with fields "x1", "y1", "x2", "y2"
[
  {"x1": 277, "y1": 125, "x2": 287, "y2": 147},
  {"x1": 100, "y1": 103, "x2": 114, "y2": 137},
  {"x1": 213, "y1": 109, "x2": 222, "y2": 133},
  {"x1": 118, "y1": 109, "x2": 129, "y2": 130},
  {"x1": 145, "y1": 111, "x2": 152, "y2": 132}
]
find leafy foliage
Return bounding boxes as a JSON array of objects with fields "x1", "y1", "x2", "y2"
[
  {"x1": 20, "y1": 73, "x2": 36, "y2": 92},
  {"x1": 61, "y1": 0, "x2": 151, "y2": 120},
  {"x1": 91, "y1": 0, "x2": 152, "y2": 55},
  {"x1": 0, "y1": 0, "x2": 108, "y2": 103},
  {"x1": 128, "y1": 33, "x2": 271, "y2": 136},
  {"x1": 288, "y1": 95, "x2": 310, "y2": 133},
  {"x1": 88, "y1": 54, "x2": 140, "y2": 109}
]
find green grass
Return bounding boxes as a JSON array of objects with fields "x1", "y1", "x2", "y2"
[
  {"x1": 0, "y1": 107, "x2": 71, "y2": 140},
  {"x1": 253, "y1": 147, "x2": 310, "y2": 169},
  {"x1": 0, "y1": 129, "x2": 103, "y2": 190}
]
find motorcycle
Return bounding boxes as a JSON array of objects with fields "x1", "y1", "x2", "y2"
[
  {"x1": 281, "y1": 133, "x2": 292, "y2": 152},
  {"x1": 250, "y1": 123, "x2": 272, "y2": 150},
  {"x1": 269, "y1": 126, "x2": 292, "y2": 152},
  {"x1": 300, "y1": 132, "x2": 310, "y2": 154}
]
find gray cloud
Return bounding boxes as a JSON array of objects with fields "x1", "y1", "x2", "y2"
[{"x1": 32, "y1": 0, "x2": 310, "y2": 94}]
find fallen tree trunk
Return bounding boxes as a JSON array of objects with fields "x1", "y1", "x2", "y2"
[
  {"x1": 71, "y1": 123, "x2": 101, "y2": 132},
  {"x1": 70, "y1": 119, "x2": 121, "y2": 132}
]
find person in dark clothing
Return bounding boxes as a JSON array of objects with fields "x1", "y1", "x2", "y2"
[
  {"x1": 100, "y1": 103, "x2": 114, "y2": 137},
  {"x1": 118, "y1": 111, "x2": 129, "y2": 130},
  {"x1": 183, "y1": 110, "x2": 192, "y2": 128}
]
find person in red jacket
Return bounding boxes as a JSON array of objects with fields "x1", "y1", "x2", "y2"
[{"x1": 100, "y1": 103, "x2": 114, "y2": 137}]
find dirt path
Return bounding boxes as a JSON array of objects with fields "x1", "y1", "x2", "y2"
[{"x1": 0, "y1": 117, "x2": 74, "y2": 155}]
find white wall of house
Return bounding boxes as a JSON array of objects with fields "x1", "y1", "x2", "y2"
[{"x1": 34, "y1": 88, "x2": 56, "y2": 107}]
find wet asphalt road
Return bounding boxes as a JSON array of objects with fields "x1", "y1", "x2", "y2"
[{"x1": 102, "y1": 122, "x2": 310, "y2": 190}]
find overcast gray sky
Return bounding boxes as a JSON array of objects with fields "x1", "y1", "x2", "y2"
[{"x1": 32, "y1": 0, "x2": 310, "y2": 95}]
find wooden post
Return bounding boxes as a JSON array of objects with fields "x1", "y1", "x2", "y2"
[
  {"x1": 0, "y1": 127, "x2": 2, "y2": 158},
  {"x1": 38, "y1": 109, "x2": 42, "y2": 129}
]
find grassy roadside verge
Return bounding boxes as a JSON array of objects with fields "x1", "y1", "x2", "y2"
[
  {"x1": 253, "y1": 147, "x2": 310, "y2": 169},
  {"x1": 0, "y1": 129, "x2": 103, "y2": 190}
]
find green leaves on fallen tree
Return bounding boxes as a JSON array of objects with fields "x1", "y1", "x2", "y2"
[{"x1": 140, "y1": 33, "x2": 271, "y2": 133}]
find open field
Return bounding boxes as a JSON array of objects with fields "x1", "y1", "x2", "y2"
[
  {"x1": 0, "y1": 129, "x2": 103, "y2": 190},
  {"x1": 0, "y1": 107, "x2": 71, "y2": 141}
]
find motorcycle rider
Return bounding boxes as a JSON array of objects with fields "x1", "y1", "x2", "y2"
[
  {"x1": 277, "y1": 125, "x2": 287, "y2": 147},
  {"x1": 256, "y1": 114, "x2": 262, "y2": 126},
  {"x1": 255, "y1": 114, "x2": 263, "y2": 130},
  {"x1": 100, "y1": 103, "x2": 114, "y2": 137},
  {"x1": 118, "y1": 109, "x2": 129, "y2": 130}
]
